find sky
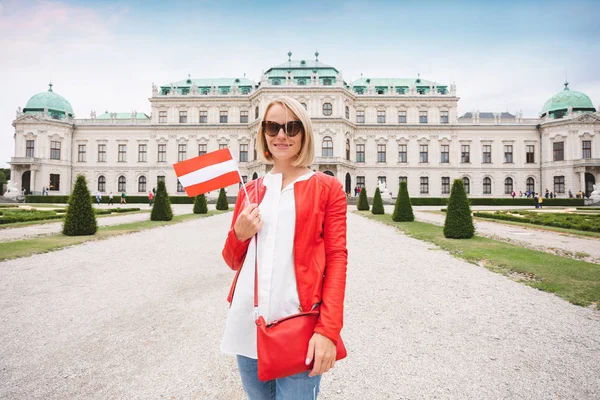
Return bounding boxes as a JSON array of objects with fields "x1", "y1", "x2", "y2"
[{"x1": 1, "y1": 0, "x2": 599, "y2": 168}]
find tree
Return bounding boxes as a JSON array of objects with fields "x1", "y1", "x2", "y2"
[
  {"x1": 216, "y1": 188, "x2": 229, "y2": 210},
  {"x1": 63, "y1": 175, "x2": 97, "y2": 236},
  {"x1": 372, "y1": 187, "x2": 384, "y2": 214},
  {"x1": 0, "y1": 170, "x2": 5, "y2": 195},
  {"x1": 357, "y1": 188, "x2": 369, "y2": 211},
  {"x1": 392, "y1": 181, "x2": 414, "y2": 222},
  {"x1": 443, "y1": 179, "x2": 475, "y2": 239},
  {"x1": 151, "y1": 180, "x2": 173, "y2": 221},
  {"x1": 193, "y1": 194, "x2": 208, "y2": 214}
]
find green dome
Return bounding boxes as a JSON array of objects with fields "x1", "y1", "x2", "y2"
[
  {"x1": 540, "y1": 82, "x2": 595, "y2": 117},
  {"x1": 23, "y1": 83, "x2": 73, "y2": 119}
]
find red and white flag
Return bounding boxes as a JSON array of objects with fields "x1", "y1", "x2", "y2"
[{"x1": 173, "y1": 148, "x2": 241, "y2": 197}]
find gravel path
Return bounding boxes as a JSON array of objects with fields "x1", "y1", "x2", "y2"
[{"x1": 0, "y1": 211, "x2": 599, "y2": 399}]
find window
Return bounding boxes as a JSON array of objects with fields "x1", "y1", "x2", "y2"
[
  {"x1": 157, "y1": 175, "x2": 165, "y2": 183},
  {"x1": 50, "y1": 141, "x2": 61, "y2": 160},
  {"x1": 482, "y1": 145, "x2": 491, "y2": 163},
  {"x1": 377, "y1": 176, "x2": 387, "y2": 188},
  {"x1": 377, "y1": 144, "x2": 386, "y2": 163},
  {"x1": 356, "y1": 176, "x2": 365, "y2": 189},
  {"x1": 440, "y1": 111, "x2": 449, "y2": 124},
  {"x1": 345, "y1": 106, "x2": 349, "y2": 119},
  {"x1": 240, "y1": 110, "x2": 248, "y2": 123},
  {"x1": 198, "y1": 143, "x2": 207, "y2": 156},
  {"x1": 356, "y1": 110, "x2": 365, "y2": 123},
  {"x1": 220, "y1": 110, "x2": 228, "y2": 123},
  {"x1": 346, "y1": 139, "x2": 350, "y2": 160},
  {"x1": 255, "y1": 106, "x2": 259, "y2": 119},
  {"x1": 298, "y1": 79, "x2": 306, "y2": 86},
  {"x1": 78, "y1": 144, "x2": 86, "y2": 162},
  {"x1": 322, "y1": 136, "x2": 333, "y2": 157},
  {"x1": 356, "y1": 144, "x2": 365, "y2": 162},
  {"x1": 118, "y1": 144, "x2": 127, "y2": 162},
  {"x1": 419, "y1": 111, "x2": 428, "y2": 124},
  {"x1": 323, "y1": 78, "x2": 332, "y2": 85},
  {"x1": 504, "y1": 145, "x2": 513, "y2": 163},
  {"x1": 420, "y1": 177, "x2": 429, "y2": 194},
  {"x1": 239, "y1": 144, "x2": 248, "y2": 162},
  {"x1": 219, "y1": 144, "x2": 228, "y2": 150},
  {"x1": 398, "y1": 111, "x2": 407, "y2": 124},
  {"x1": 300, "y1": 103, "x2": 307, "y2": 110},
  {"x1": 553, "y1": 142, "x2": 564, "y2": 161},
  {"x1": 398, "y1": 144, "x2": 407, "y2": 163},
  {"x1": 158, "y1": 144, "x2": 167, "y2": 162},
  {"x1": 178, "y1": 144, "x2": 187, "y2": 162},
  {"x1": 526, "y1": 177, "x2": 535, "y2": 193},
  {"x1": 399, "y1": 176, "x2": 407, "y2": 185},
  {"x1": 138, "y1": 176, "x2": 146, "y2": 192},
  {"x1": 177, "y1": 180, "x2": 184, "y2": 192},
  {"x1": 49, "y1": 174, "x2": 60, "y2": 191},
  {"x1": 554, "y1": 176, "x2": 565, "y2": 193},
  {"x1": 442, "y1": 177, "x2": 450, "y2": 194},
  {"x1": 118, "y1": 176, "x2": 126, "y2": 192},
  {"x1": 199, "y1": 110, "x2": 207, "y2": 123},
  {"x1": 582, "y1": 140, "x2": 592, "y2": 159},
  {"x1": 505, "y1": 177, "x2": 513, "y2": 194},
  {"x1": 419, "y1": 145, "x2": 428, "y2": 163},
  {"x1": 138, "y1": 144, "x2": 147, "y2": 162},
  {"x1": 377, "y1": 110, "x2": 386, "y2": 123},
  {"x1": 179, "y1": 110, "x2": 187, "y2": 123},
  {"x1": 242, "y1": 176, "x2": 248, "y2": 184},
  {"x1": 98, "y1": 176, "x2": 106, "y2": 192},
  {"x1": 26, "y1": 140, "x2": 34, "y2": 157},
  {"x1": 483, "y1": 177, "x2": 492, "y2": 194},
  {"x1": 159, "y1": 111, "x2": 167, "y2": 123},
  {"x1": 461, "y1": 145, "x2": 470, "y2": 163},
  {"x1": 463, "y1": 177, "x2": 470, "y2": 194},
  {"x1": 323, "y1": 103, "x2": 332, "y2": 116},
  {"x1": 526, "y1": 145, "x2": 535, "y2": 163},
  {"x1": 441, "y1": 145, "x2": 449, "y2": 163},
  {"x1": 98, "y1": 144, "x2": 106, "y2": 162}
]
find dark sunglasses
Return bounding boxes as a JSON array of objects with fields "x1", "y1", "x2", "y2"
[{"x1": 262, "y1": 120, "x2": 304, "y2": 137}]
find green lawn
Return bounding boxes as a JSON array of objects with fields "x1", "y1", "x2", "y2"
[{"x1": 358, "y1": 211, "x2": 600, "y2": 309}]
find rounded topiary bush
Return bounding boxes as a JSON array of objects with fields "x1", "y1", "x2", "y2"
[
  {"x1": 392, "y1": 181, "x2": 414, "y2": 222},
  {"x1": 372, "y1": 187, "x2": 384, "y2": 215},
  {"x1": 216, "y1": 188, "x2": 229, "y2": 211},
  {"x1": 443, "y1": 179, "x2": 475, "y2": 239},
  {"x1": 193, "y1": 194, "x2": 208, "y2": 214},
  {"x1": 63, "y1": 175, "x2": 97, "y2": 236},
  {"x1": 357, "y1": 188, "x2": 369, "y2": 211},
  {"x1": 151, "y1": 180, "x2": 173, "y2": 221}
]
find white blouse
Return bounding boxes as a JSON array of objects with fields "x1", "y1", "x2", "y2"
[{"x1": 220, "y1": 171, "x2": 315, "y2": 359}]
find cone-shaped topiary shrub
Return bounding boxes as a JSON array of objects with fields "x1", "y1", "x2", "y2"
[
  {"x1": 63, "y1": 175, "x2": 97, "y2": 236},
  {"x1": 193, "y1": 194, "x2": 208, "y2": 214},
  {"x1": 392, "y1": 181, "x2": 414, "y2": 222},
  {"x1": 443, "y1": 179, "x2": 474, "y2": 239},
  {"x1": 357, "y1": 187, "x2": 369, "y2": 211},
  {"x1": 151, "y1": 180, "x2": 173, "y2": 221},
  {"x1": 216, "y1": 188, "x2": 229, "y2": 211},
  {"x1": 372, "y1": 187, "x2": 384, "y2": 214}
]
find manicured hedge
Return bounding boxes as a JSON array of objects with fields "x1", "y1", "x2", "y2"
[
  {"x1": 0, "y1": 207, "x2": 142, "y2": 225},
  {"x1": 474, "y1": 211, "x2": 600, "y2": 232}
]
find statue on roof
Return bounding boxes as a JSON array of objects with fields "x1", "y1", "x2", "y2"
[
  {"x1": 16, "y1": 106, "x2": 21, "y2": 116},
  {"x1": 191, "y1": 82, "x2": 198, "y2": 95},
  {"x1": 90, "y1": 110, "x2": 96, "y2": 119},
  {"x1": 152, "y1": 82, "x2": 158, "y2": 96}
]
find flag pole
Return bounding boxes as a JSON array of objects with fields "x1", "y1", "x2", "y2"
[{"x1": 229, "y1": 147, "x2": 251, "y2": 207}]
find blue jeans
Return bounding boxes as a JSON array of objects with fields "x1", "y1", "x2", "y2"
[{"x1": 237, "y1": 355, "x2": 322, "y2": 400}]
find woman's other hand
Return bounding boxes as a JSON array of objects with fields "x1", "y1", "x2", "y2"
[
  {"x1": 233, "y1": 203, "x2": 263, "y2": 242},
  {"x1": 306, "y1": 332, "x2": 336, "y2": 377}
]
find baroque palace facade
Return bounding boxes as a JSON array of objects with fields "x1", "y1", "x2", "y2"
[{"x1": 9, "y1": 53, "x2": 600, "y2": 198}]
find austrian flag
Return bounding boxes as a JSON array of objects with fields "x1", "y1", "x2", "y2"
[{"x1": 173, "y1": 148, "x2": 241, "y2": 197}]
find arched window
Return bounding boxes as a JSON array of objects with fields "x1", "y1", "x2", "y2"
[
  {"x1": 346, "y1": 139, "x2": 350, "y2": 160},
  {"x1": 504, "y1": 177, "x2": 513, "y2": 194},
  {"x1": 526, "y1": 177, "x2": 535, "y2": 193},
  {"x1": 177, "y1": 180, "x2": 184, "y2": 192},
  {"x1": 255, "y1": 106, "x2": 259, "y2": 119},
  {"x1": 345, "y1": 106, "x2": 349, "y2": 119},
  {"x1": 118, "y1": 175, "x2": 126, "y2": 192},
  {"x1": 483, "y1": 177, "x2": 492, "y2": 194},
  {"x1": 301, "y1": 102, "x2": 307, "y2": 110},
  {"x1": 463, "y1": 177, "x2": 470, "y2": 194},
  {"x1": 98, "y1": 176, "x2": 106, "y2": 192},
  {"x1": 322, "y1": 103, "x2": 332, "y2": 116},
  {"x1": 322, "y1": 136, "x2": 333, "y2": 157},
  {"x1": 138, "y1": 176, "x2": 147, "y2": 193}
]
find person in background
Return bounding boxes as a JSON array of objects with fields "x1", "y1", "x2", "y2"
[
  {"x1": 108, "y1": 192, "x2": 114, "y2": 206},
  {"x1": 148, "y1": 191, "x2": 154, "y2": 207},
  {"x1": 120, "y1": 191, "x2": 127, "y2": 205}
]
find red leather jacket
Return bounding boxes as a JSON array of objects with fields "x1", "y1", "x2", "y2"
[{"x1": 222, "y1": 172, "x2": 348, "y2": 343}]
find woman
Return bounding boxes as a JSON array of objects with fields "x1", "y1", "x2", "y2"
[{"x1": 221, "y1": 97, "x2": 348, "y2": 399}]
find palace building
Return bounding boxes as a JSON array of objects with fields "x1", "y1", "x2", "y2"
[{"x1": 9, "y1": 52, "x2": 600, "y2": 198}]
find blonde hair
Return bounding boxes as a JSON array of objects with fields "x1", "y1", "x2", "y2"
[{"x1": 256, "y1": 96, "x2": 314, "y2": 167}]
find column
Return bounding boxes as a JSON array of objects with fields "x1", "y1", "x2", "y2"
[
  {"x1": 580, "y1": 171, "x2": 586, "y2": 192},
  {"x1": 31, "y1": 169, "x2": 36, "y2": 194}
]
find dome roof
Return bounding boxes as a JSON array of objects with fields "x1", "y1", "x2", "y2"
[
  {"x1": 23, "y1": 83, "x2": 73, "y2": 117},
  {"x1": 541, "y1": 82, "x2": 595, "y2": 116}
]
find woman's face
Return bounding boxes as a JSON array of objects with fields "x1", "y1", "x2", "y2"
[{"x1": 264, "y1": 103, "x2": 303, "y2": 164}]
